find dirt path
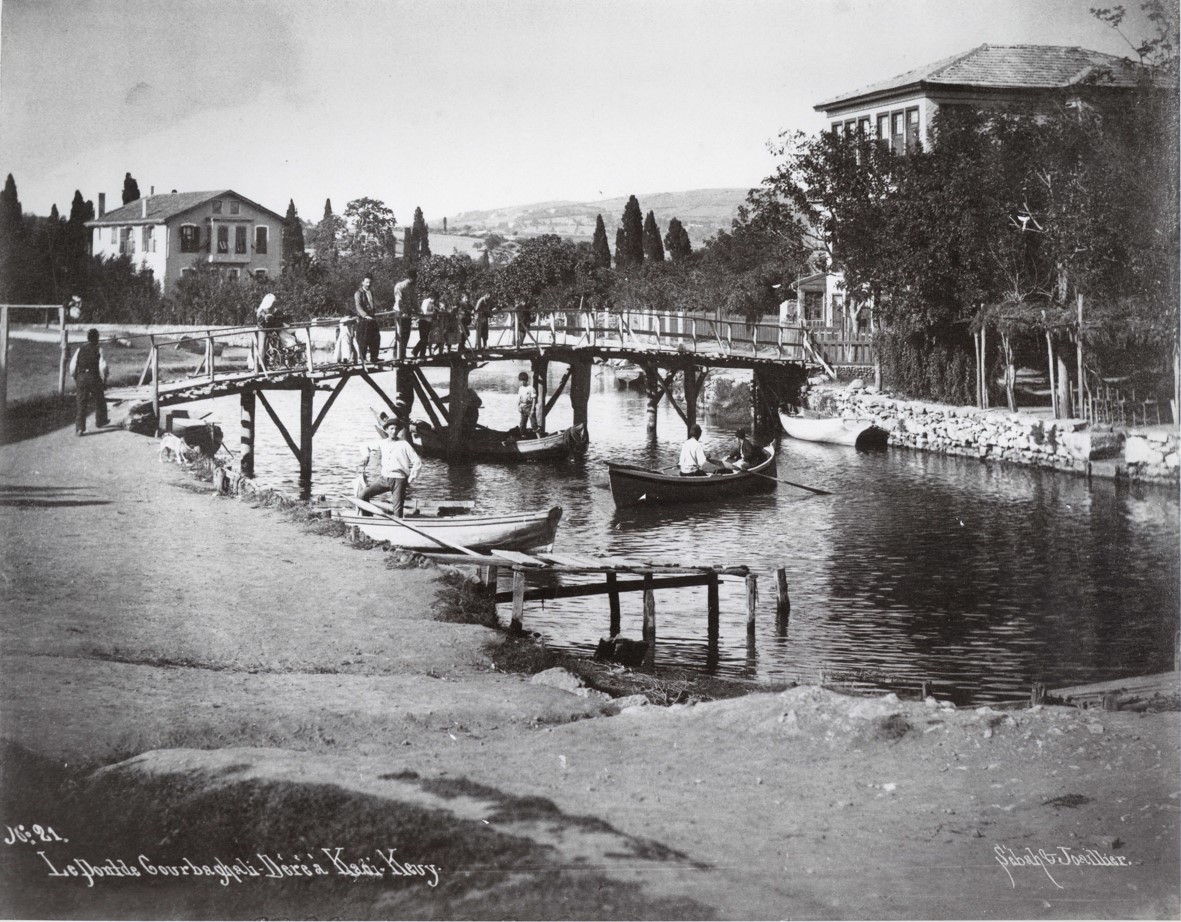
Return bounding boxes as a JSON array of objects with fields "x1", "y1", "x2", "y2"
[{"x1": 1, "y1": 422, "x2": 1177, "y2": 919}]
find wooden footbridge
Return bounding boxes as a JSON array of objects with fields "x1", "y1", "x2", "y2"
[{"x1": 92, "y1": 307, "x2": 871, "y2": 492}]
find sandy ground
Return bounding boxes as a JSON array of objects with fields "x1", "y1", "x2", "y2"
[{"x1": 0, "y1": 411, "x2": 1178, "y2": 919}]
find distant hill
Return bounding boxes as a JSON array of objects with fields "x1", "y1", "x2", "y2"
[{"x1": 443, "y1": 188, "x2": 750, "y2": 247}]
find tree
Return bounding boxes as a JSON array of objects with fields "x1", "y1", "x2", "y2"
[
  {"x1": 343, "y1": 197, "x2": 397, "y2": 260},
  {"x1": 0, "y1": 174, "x2": 25, "y2": 300},
  {"x1": 642, "y1": 210, "x2": 665, "y2": 263},
  {"x1": 121, "y1": 172, "x2": 140, "y2": 205},
  {"x1": 309, "y1": 198, "x2": 345, "y2": 264},
  {"x1": 613, "y1": 227, "x2": 625, "y2": 269},
  {"x1": 618, "y1": 195, "x2": 644, "y2": 267},
  {"x1": 495, "y1": 234, "x2": 590, "y2": 312},
  {"x1": 63, "y1": 190, "x2": 94, "y2": 295},
  {"x1": 281, "y1": 199, "x2": 308, "y2": 274},
  {"x1": 591, "y1": 214, "x2": 612, "y2": 269},
  {"x1": 664, "y1": 217, "x2": 692, "y2": 262},
  {"x1": 409, "y1": 207, "x2": 431, "y2": 263}
]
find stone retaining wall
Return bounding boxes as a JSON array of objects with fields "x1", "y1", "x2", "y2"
[{"x1": 806, "y1": 383, "x2": 1179, "y2": 485}]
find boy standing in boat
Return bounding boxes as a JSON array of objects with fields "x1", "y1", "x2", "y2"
[
  {"x1": 516, "y1": 371, "x2": 536, "y2": 432},
  {"x1": 357, "y1": 418, "x2": 422, "y2": 516}
]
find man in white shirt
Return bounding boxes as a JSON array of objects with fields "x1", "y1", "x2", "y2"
[
  {"x1": 392, "y1": 273, "x2": 416, "y2": 359},
  {"x1": 678, "y1": 424, "x2": 715, "y2": 476},
  {"x1": 413, "y1": 292, "x2": 436, "y2": 359},
  {"x1": 358, "y1": 418, "x2": 422, "y2": 516}
]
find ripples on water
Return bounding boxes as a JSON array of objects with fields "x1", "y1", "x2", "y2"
[{"x1": 205, "y1": 365, "x2": 1180, "y2": 704}]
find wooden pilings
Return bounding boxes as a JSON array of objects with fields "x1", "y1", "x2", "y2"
[
  {"x1": 607, "y1": 572, "x2": 621, "y2": 636},
  {"x1": 240, "y1": 388, "x2": 255, "y2": 477},
  {"x1": 448, "y1": 361, "x2": 470, "y2": 459},
  {"x1": 643, "y1": 361, "x2": 661, "y2": 434},
  {"x1": 532, "y1": 358, "x2": 548, "y2": 433},
  {"x1": 570, "y1": 356, "x2": 592, "y2": 431},
  {"x1": 682, "y1": 365, "x2": 700, "y2": 434},
  {"x1": 298, "y1": 380, "x2": 314, "y2": 499}
]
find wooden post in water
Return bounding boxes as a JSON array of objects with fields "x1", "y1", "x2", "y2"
[
  {"x1": 447, "y1": 360, "x2": 469, "y2": 459},
  {"x1": 532, "y1": 359, "x2": 548, "y2": 433},
  {"x1": 642, "y1": 573, "x2": 655, "y2": 643},
  {"x1": 643, "y1": 361, "x2": 661, "y2": 435},
  {"x1": 486, "y1": 565, "x2": 499, "y2": 600},
  {"x1": 682, "y1": 364, "x2": 699, "y2": 434},
  {"x1": 298, "y1": 379, "x2": 314, "y2": 499},
  {"x1": 511, "y1": 569, "x2": 526, "y2": 632},
  {"x1": 607, "y1": 572, "x2": 620, "y2": 636},
  {"x1": 707, "y1": 572, "x2": 719, "y2": 636},
  {"x1": 240, "y1": 388, "x2": 256, "y2": 477},
  {"x1": 746, "y1": 573, "x2": 758, "y2": 633},
  {"x1": 570, "y1": 356, "x2": 592, "y2": 430},
  {"x1": 775, "y1": 567, "x2": 790, "y2": 625},
  {"x1": 150, "y1": 339, "x2": 160, "y2": 425}
]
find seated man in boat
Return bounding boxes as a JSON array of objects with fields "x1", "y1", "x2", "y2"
[
  {"x1": 357, "y1": 418, "x2": 422, "y2": 516},
  {"x1": 723, "y1": 428, "x2": 767, "y2": 471},
  {"x1": 678, "y1": 424, "x2": 718, "y2": 477}
]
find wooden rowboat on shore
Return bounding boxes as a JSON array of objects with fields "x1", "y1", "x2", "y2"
[
  {"x1": 607, "y1": 445, "x2": 777, "y2": 507},
  {"x1": 338, "y1": 499, "x2": 563, "y2": 553},
  {"x1": 778, "y1": 408, "x2": 889, "y2": 449},
  {"x1": 412, "y1": 420, "x2": 589, "y2": 463}
]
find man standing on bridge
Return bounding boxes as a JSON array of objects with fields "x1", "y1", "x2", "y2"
[{"x1": 353, "y1": 274, "x2": 381, "y2": 365}]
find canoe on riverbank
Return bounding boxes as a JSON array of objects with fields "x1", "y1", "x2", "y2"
[
  {"x1": 412, "y1": 420, "x2": 589, "y2": 463},
  {"x1": 778, "y1": 408, "x2": 888, "y2": 449},
  {"x1": 607, "y1": 445, "x2": 777, "y2": 507},
  {"x1": 339, "y1": 501, "x2": 563, "y2": 553}
]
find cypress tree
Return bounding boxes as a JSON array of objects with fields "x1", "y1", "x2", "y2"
[
  {"x1": 619, "y1": 195, "x2": 644, "y2": 267},
  {"x1": 65, "y1": 191, "x2": 92, "y2": 294},
  {"x1": 664, "y1": 217, "x2": 692, "y2": 262},
  {"x1": 0, "y1": 174, "x2": 24, "y2": 300},
  {"x1": 614, "y1": 227, "x2": 625, "y2": 269},
  {"x1": 314, "y1": 198, "x2": 339, "y2": 263},
  {"x1": 591, "y1": 214, "x2": 611, "y2": 269},
  {"x1": 642, "y1": 210, "x2": 665, "y2": 263},
  {"x1": 122, "y1": 172, "x2": 141, "y2": 204},
  {"x1": 409, "y1": 206, "x2": 431, "y2": 263},
  {"x1": 282, "y1": 199, "x2": 307, "y2": 273}
]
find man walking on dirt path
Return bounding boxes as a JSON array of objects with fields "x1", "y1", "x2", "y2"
[{"x1": 69, "y1": 328, "x2": 109, "y2": 436}]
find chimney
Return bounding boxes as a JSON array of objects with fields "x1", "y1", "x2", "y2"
[
  {"x1": 150, "y1": 185, "x2": 154, "y2": 195},
  {"x1": 142, "y1": 198, "x2": 148, "y2": 218},
  {"x1": 98, "y1": 193, "x2": 105, "y2": 217}
]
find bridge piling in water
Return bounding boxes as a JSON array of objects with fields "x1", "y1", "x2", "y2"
[{"x1": 240, "y1": 388, "x2": 255, "y2": 477}]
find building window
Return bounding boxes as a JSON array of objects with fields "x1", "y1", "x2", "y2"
[
  {"x1": 254, "y1": 268, "x2": 268, "y2": 280},
  {"x1": 181, "y1": 267, "x2": 196, "y2": 278},
  {"x1": 227, "y1": 268, "x2": 241, "y2": 281},
  {"x1": 857, "y1": 116, "x2": 871, "y2": 137},
  {"x1": 229, "y1": 200, "x2": 240, "y2": 215},
  {"x1": 803, "y1": 291, "x2": 825, "y2": 325},
  {"x1": 143, "y1": 225, "x2": 154, "y2": 253},
  {"x1": 235, "y1": 226, "x2": 247, "y2": 254},
  {"x1": 120, "y1": 227, "x2": 135, "y2": 255},
  {"x1": 217, "y1": 226, "x2": 229, "y2": 254},
  {"x1": 110, "y1": 227, "x2": 116, "y2": 244},
  {"x1": 180, "y1": 225, "x2": 201, "y2": 253},
  {"x1": 845, "y1": 119, "x2": 857, "y2": 135},
  {"x1": 831, "y1": 121, "x2": 842, "y2": 136},
  {"x1": 906, "y1": 107, "x2": 920, "y2": 151},
  {"x1": 212, "y1": 200, "x2": 222, "y2": 214},
  {"x1": 254, "y1": 226, "x2": 268, "y2": 254},
  {"x1": 877, "y1": 113, "x2": 889, "y2": 146}
]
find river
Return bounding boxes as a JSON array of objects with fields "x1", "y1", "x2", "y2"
[{"x1": 203, "y1": 362, "x2": 1180, "y2": 705}]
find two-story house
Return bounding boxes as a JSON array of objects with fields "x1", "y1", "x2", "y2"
[
  {"x1": 87, "y1": 189, "x2": 284, "y2": 294},
  {"x1": 796, "y1": 44, "x2": 1156, "y2": 331}
]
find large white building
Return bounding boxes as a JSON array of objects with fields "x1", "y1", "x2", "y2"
[{"x1": 86, "y1": 189, "x2": 284, "y2": 294}]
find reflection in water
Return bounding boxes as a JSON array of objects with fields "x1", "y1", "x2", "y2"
[{"x1": 201, "y1": 364, "x2": 1180, "y2": 704}]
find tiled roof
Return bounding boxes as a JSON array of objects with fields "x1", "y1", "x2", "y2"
[
  {"x1": 816, "y1": 44, "x2": 1156, "y2": 111},
  {"x1": 87, "y1": 190, "x2": 282, "y2": 225}
]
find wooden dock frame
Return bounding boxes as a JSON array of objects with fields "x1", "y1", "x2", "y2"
[{"x1": 423, "y1": 548, "x2": 769, "y2": 663}]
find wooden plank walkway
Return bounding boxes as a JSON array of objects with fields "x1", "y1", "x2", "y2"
[{"x1": 1047, "y1": 671, "x2": 1179, "y2": 711}]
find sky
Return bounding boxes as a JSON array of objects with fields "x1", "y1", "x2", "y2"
[{"x1": 0, "y1": 0, "x2": 1162, "y2": 224}]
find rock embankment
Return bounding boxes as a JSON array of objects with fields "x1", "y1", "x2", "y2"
[{"x1": 807, "y1": 383, "x2": 1179, "y2": 484}]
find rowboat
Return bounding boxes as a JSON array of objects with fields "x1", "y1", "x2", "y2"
[
  {"x1": 778, "y1": 409, "x2": 889, "y2": 449},
  {"x1": 607, "y1": 445, "x2": 777, "y2": 507},
  {"x1": 411, "y1": 420, "x2": 589, "y2": 463},
  {"x1": 339, "y1": 501, "x2": 563, "y2": 553}
]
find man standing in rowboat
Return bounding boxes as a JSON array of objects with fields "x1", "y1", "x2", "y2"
[{"x1": 357, "y1": 418, "x2": 422, "y2": 516}]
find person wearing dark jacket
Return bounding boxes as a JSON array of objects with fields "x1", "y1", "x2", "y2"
[
  {"x1": 69, "y1": 328, "x2": 109, "y2": 435},
  {"x1": 353, "y1": 274, "x2": 381, "y2": 364}
]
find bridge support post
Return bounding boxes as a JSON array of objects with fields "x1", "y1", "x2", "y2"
[
  {"x1": 570, "y1": 356, "x2": 592, "y2": 432},
  {"x1": 682, "y1": 365, "x2": 700, "y2": 435},
  {"x1": 395, "y1": 367, "x2": 416, "y2": 420},
  {"x1": 447, "y1": 361, "x2": 470, "y2": 460},
  {"x1": 531, "y1": 358, "x2": 548, "y2": 433},
  {"x1": 643, "y1": 362, "x2": 661, "y2": 435},
  {"x1": 298, "y1": 380, "x2": 314, "y2": 499},
  {"x1": 240, "y1": 388, "x2": 255, "y2": 478}
]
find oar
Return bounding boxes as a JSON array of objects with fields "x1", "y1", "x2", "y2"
[
  {"x1": 746, "y1": 469, "x2": 831, "y2": 496},
  {"x1": 348, "y1": 497, "x2": 482, "y2": 556}
]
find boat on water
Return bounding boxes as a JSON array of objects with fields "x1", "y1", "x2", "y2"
[
  {"x1": 411, "y1": 420, "x2": 589, "y2": 463},
  {"x1": 339, "y1": 500, "x2": 563, "y2": 553},
  {"x1": 607, "y1": 444, "x2": 777, "y2": 507},
  {"x1": 603, "y1": 358, "x2": 645, "y2": 389},
  {"x1": 778, "y1": 408, "x2": 889, "y2": 449}
]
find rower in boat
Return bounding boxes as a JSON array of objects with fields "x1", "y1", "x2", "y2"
[
  {"x1": 723, "y1": 428, "x2": 769, "y2": 472},
  {"x1": 679, "y1": 424, "x2": 723, "y2": 477}
]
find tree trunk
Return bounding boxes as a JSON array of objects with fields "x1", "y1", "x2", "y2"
[{"x1": 1001, "y1": 332, "x2": 1016, "y2": 412}]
